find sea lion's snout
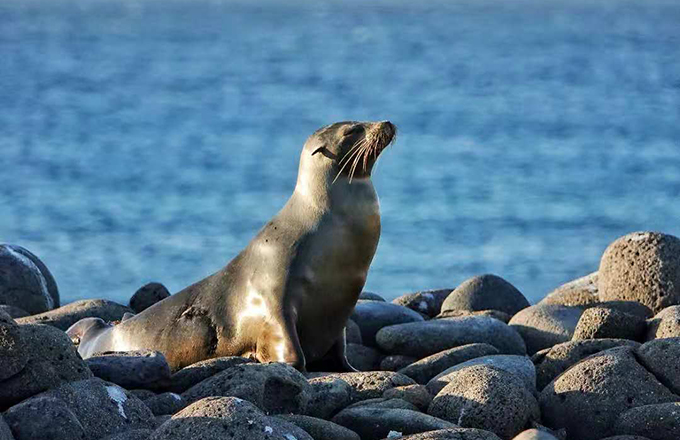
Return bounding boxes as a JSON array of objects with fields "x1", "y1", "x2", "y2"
[{"x1": 369, "y1": 120, "x2": 397, "y2": 156}]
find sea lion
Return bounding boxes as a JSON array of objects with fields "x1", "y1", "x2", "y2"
[{"x1": 69, "y1": 120, "x2": 396, "y2": 372}]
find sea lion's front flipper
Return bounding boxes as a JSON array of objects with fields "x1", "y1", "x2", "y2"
[
  {"x1": 256, "y1": 315, "x2": 306, "y2": 371},
  {"x1": 306, "y1": 328, "x2": 358, "y2": 373}
]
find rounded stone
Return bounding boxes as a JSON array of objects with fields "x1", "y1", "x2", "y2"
[
  {"x1": 512, "y1": 429, "x2": 561, "y2": 440},
  {"x1": 4, "y1": 396, "x2": 86, "y2": 440},
  {"x1": 332, "y1": 407, "x2": 456, "y2": 440},
  {"x1": 307, "y1": 371, "x2": 416, "y2": 403},
  {"x1": 532, "y1": 339, "x2": 640, "y2": 391},
  {"x1": 392, "y1": 289, "x2": 454, "y2": 319},
  {"x1": 276, "y1": 414, "x2": 361, "y2": 440},
  {"x1": 351, "y1": 300, "x2": 424, "y2": 347},
  {"x1": 0, "y1": 415, "x2": 12, "y2": 440},
  {"x1": 441, "y1": 274, "x2": 530, "y2": 317},
  {"x1": 539, "y1": 346, "x2": 680, "y2": 440},
  {"x1": 306, "y1": 376, "x2": 353, "y2": 419},
  {"x1": 360, "y1": 291, "x2": 386, "y2": 302},
  {"x1": 144, "y1": 392, "x2": 187, "y2": 416},
  {"x1": 0, "y1": 309, "x2": 28, "y2": 381},
  {"x1": 346, "y1": 319, "x2": 363, "y2": 345},
  {"x1": 599, "y1": 231, "x2": 680, "y2": 313},
  {"x1": 435, "y1": 310, "x2": 512, "y2": 323},
  {"x1": 0, "y1": 305, "x2": 29, "y2": 319},
  {"x1": 428, "y1": 365, "x2": 539, "y2": 440},
  {"x1": 383, "y1": 385, "x2": 432, "y2": 411},
  {"x1": 346, "y1": 397, "x2": 420, "y2": 412},
  {"x1": 635, "y1": 338, "x2": 680, "y2": 395},
  {"x1": 538, "y1": 272, "x2": 600, "y2": 307},
  {"x1": 387, "y1": 428, "x2": 503, "y2": 439},
  {"x1": 85, "y1": 350, "x2": 171, "y2": 390},
  {"x1": 381, "y1": 355, "x2": 418, "y2": 371},
  {"x1": 18, "y1": 299, "x2": 133, "y2": 331},
  {"x1": 613, "y1": 402, "x2": 680, "y2": 440},
  {"x1": 399, "y1": 343, "x2": 500, "y2": 385},
  {"x1": 0, "y1": 244, "x2": 59, "y2": 315},
  {"x1": 346, "y1": 343, "x2": 383, "y2": 371},
  {"x1": 182, "y1": 362, "x2": 312, "y2": 414},
  {"x1": 165, "y1": 356, "x2": 253, "y2": 394},
  {"x1": 101, "y1": 430, "x2": 155, "y2": 440},
  {"x1": 377, "y1": 316, "x2": 526, "y2": 359},
  {"x1": 645, "y1": 306, "x2": 680, "y2": 340},
  {"x1": 128, "y1": 282, "x2": 170, "y2": 314},
  {"x1": 571, "y1": 307, "x2": 646, "y2": 341},
  {"x1": 508, "y1": 304, "x2": 584, "y2": 354}
]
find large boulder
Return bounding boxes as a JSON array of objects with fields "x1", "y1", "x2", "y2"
[
  {"x1": 428, "y1": 365, "x2": 539, "y2": 440},
  {"x1": 307, "y1": 371, "x2": 416, "y2": 403},
  {"x1": 0, "y1": 305, "x2": 29, "y2": 319},
  {"x1": 539, "y1": 346, "x2": 680, "y2": 440},
  {"x1": 645, "y1": 306, "x2": 680, "y2": 340},
  {"x1": 599, "y1": 231, "x2": 680, "y2": 313},
  {"x1": 149, "y1": 396, "x2": 313, "y2": 440},
  {"x1": 306, "y1": 376, "x2": 353, "y2": 419},
  {"x1": 441, "y1": 275, "x2": 529, "y2": 317},
  {"x1": 351, "y1": 300, "x2": 424, "y2": 347},
  {"x1": 635, "y1": 338, "x2": 680, "y2": 395},
  {"x1": 332, "y1": 407, "x2": 456, "y2": 440},
  {"x1": 182, "y1": 362, "x2": 312, "y2": 414},
  {"x1": 508, "y1": 304, "x2": 584, "y2": 354},
  {"x1": 128, "y1": 282, "x2": 170, "y2": 313},
  {"x1": 0, "y1": 310, "x2": 28, "y2": 381},
  {"x1": 613, "y1": 402, "x2": 680, "y2": 440},
  {"x1": 399, "y1": 343, "x2": 500, "y2": 384},
  {"x1": 17, "y1": 299, "x2": 133, "y2": 330},
  {"x1": 532, "y1": 339, "x2": 640, "y2": 391},
  {"x1": 276, "y1": 414, "x2": 361, "y2": 440},
  {"x1": 392, "y1": 289, "x2": 454, "y2": 319},
  {"x1": 165, "y1": 356, "x2": 253, "y2": 393},
  {"x1": 376, "y1": 316, "x2": 526, "y2": 358},
  {"x1": 571, "y1": 307, "x2": 646, "y2": 341},
  {"x1": 0, "y1": 324, "x2": 93, "y2": 409},
  {"x1": 4, "y1": 396, "x2": 86, "y2": 440},
  {"x1": 86, "y1": 350, "x2": 171, "y2": 390},
  {"x1": 0, "y1": 244, "x2": 59, "y2": 314},
  {"x1": 538, "y1": 272, "x2": 600, "y2": 307}
]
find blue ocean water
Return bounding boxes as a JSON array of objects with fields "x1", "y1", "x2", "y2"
[{"x1": 1, "y1": 0, "x2": 679, "y2": 305}]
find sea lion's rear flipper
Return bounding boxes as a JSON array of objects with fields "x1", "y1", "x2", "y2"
[{"x1": 66, "y1": 317, "x2": 112, "y2": 352}]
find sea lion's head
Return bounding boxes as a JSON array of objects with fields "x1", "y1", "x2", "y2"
[{"x1": 297, "y1": 121, "x2": 396, "y2": 189}]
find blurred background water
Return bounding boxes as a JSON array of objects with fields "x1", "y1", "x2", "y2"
[{"x1": 1, "y1": 0, "x2": 679, "y2": 305}]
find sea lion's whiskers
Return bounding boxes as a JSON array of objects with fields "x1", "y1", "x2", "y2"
[
  {"x1": 349, "y1": 144, "x2": 369, "y2": 184},
  {"x1": 333, "y1": 139, "x2": 368, "y2": 184}
]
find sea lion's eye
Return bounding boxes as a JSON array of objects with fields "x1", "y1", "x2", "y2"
[
  {"x1": 311, "y1": 147, "x2": 326, "y2": 156},
  {"x1": 342, "y1": 125, "x2": 363, "y2": 137}
]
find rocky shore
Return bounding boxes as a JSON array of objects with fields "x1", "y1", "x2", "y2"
[{"x1": 2, "y1": 231, "x2": 680, "y2": 440}]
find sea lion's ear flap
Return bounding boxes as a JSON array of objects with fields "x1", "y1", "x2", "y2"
[{"x1": 311, "y1": 146, "x2": 326, "y2": 156}]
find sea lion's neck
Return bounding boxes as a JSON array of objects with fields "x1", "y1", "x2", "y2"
[{"x1": 294, "y1": 172, "x2": 378, "y2": 212}]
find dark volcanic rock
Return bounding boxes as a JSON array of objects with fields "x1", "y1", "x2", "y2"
[
  {"x1": 381, "y1": 354, "x2": 418, "y2": 371},
  {"x1": 571, "y1": 307, "x2": 646, "y2": 341},
  {"x1": 613, "y1": 402, "x2": 680, "y2": 440},
  {"x1": 101, "y1": 430, "x2": 154, "y2": 440},
  {"x1": 346, "y1": 397, "x2": 420, "y2": 411},
  {"x1": 392, "y1": 289, "x2": 454, "y2": 318},
  {"x1": 346, "y1": 319, "x2": 363, "y2": 345},
  {"x1": 149, "y1": 396, "x2": 313, "y2": 440},
  {"x1": 306, "y1": 376, "x2": 353, "y2": 419},
  {"x1": 4, "y1": 396, "x2": 86, "y2": 440},
  {"x1": 360, "y1": 291, "x2": 387, "y2": 302},
  {"x1": 441, "y1": 274, "x2": 530, "y2": 317},
  {"x1": 276, "y1": 414, "x2": 361, "y2": 440},
  {"x1": 532, "y1": 339, "x2": 640, "y2": 391},
  {"x1": 436, "y1": 310, "x2": 513, "y2": 323},
  {"x1": 17, "y1": 299, "x2": 133, "y2": 330},
  {"x1": 635, "y1": 338, "x2": 680, "y2": 395},
  {"x1": 182, "y1": 362, "x2": 312, "y2": 414},
  {"x1": 508, "y1": 304, "x2": 584, "y2": 354},
  {"x1": 0, "y1": 305, "x2": 29, "y2": 319},
  {"x1": 351, "y1": 300, "x2": 424, "y2": 347},
  {"x1": 166, "y1": 356, "x2": 253, "y2": 393},
  {"x1": 0, "y1": 310, "x2": 27, "y2": 381},
  {"x1": 346, "y1": 343, "x2": 383, "y2": 371},
  {"x1": 0, "y1": 244, "x2": 59, "y2": 314},
  {"x1": 645, "y1": 306, "x2": 680, "y2": 340},
  {"x1": 377, "y1": 316, "x2": 526, "y2": 358},
  {"x1": 389, "y1": 428, "x2": 503, "y2": 439},
  {"x1": 383, "y1": 385, "x2": 432, "y2": 411},
  {"x1": 86, "y1": 350, "x2": 171, "y2": 390},
  {"x1": 0, "y1": 416, "x2": 12, "y2": 440},
  {"x1": 0, "y1": 324, "x2": 93, "y2": 409},
  {"x1": 144, "y1": 392, "x2": 187, "y2": 416},
  {"x1": 599, "y1": 231, "x2": 680, "y2": 313},
  {"x1": 332, "y1": 407, "x2": 456, "y2": 440},
  {"x1": 128, "y1": 282, "x2": 170, "y2": 313},
  {"x1": 307, "y1": 371, "x2": 416, "y2": 403},
  {"x1": 428, "y1": 365, "x2": 539, "y2": 440},
  {"x1": 539, "y1": 346, "x2": 680, "y2": 440},
  {"x1": 399, "y1": 343, "x2": 500, "y2": 385}
]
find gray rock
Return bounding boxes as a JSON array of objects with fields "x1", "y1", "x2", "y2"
[
  {"x1": 508, "y1": 304, "x2": 584, "y2": 354},
  {"x1": 346, "y1": 397, "x2": 420, "y2": 411},
  {"x1": 512, "y1": 429, "x2": 560, "y2": 440},
  {"x1": 599, "y1": 231, "x2": 680, "y2": 313},
  {"x1": 276, "y1": 414, "x2": 361, "y2": 440},
  {"x1": 427, "y1": 355, "x2": 535, "y2": 395},
  {"x1": 532, "y1": 339, "x2": 640, "y2": 391},
  {"x1": 597, "y1": 301, "x2": 653, "y2": 319},
  {"x1": 392, "y1": 289, "x2": 454, "y2": 319},
  {"x1": 441, "y1": 274, "x2": 530, "y2": 317},
  {"x1": 4, "y1": 396, "x2": 86, "y2": 440},
  {"x1": 435, "y1": 310, "x2": 512, "y2": 323},
  {"x1": 538, "y1": 272, "x2": 600, "y2": 307},
  {"x1": 346, "y1": 343, "x2": 383, "y2": 371},
  {"x1": 28, "y1": 378, "x2": 155, "y2": 440},
  {"x1": 539, "y1": 346, "x2": 680, "y2": 440},
  {"x1": 0, "y1": 305, "x2": 29, "y2": 319},
  {"x1": 0, "y1": 310, "x2": 28, "y2": 381},
  {"x1": 346, "y1": 319, "x2": 363, "y2": 345},
  {"x1": 613, "y1": 402, "x2": 680, "y2": 440},
  {"x1": 386, "y1": 428, "x2": 503, "y2": 439},
  {"x1": 332, "y1": 407, "x2": 456, "y2": 440},
  {"x1": 129, "y1": 282, "x2": 170, "y2": 313},
  {"x1": 599, "y1": 437, "x2": 653, "y2": 440},
  {"x1": 144, "y1": 392, "x2": 187, "y2": 416},
  {"x1": 153, "y1": 415, "x2": 171, "y2": 427},
  {"x1": 0, "y1": 244, "x2": 59, "y2": 314},
  {"x1": 86, "y1": 350, "x2": 171, "y2": 389},
  {"x1": 361, "y1": 291, "x2": 387, "y2": 301},
  {"x1": 645, "y1": 306, "x2": 680, "y2": 340},
  {"x1": 166, "y1": 356, "x2": 253, "y2": 393},
  {"x1": 150, "y1": 396, "x2": 313, "y2": 440},
  {"x1": 571, "y1": 307, "x2": 646, "y2": 341},
  {"x1": 0, "y1": 324, "x2": 93, "y2": 409},
  {"x1": 383, "y1": 385, "x2": 432, "y2": 410},
  {"x1": 306, "y1": 376, "x2": 353, "y2": 419},
  {"x1": 428, "y1": 365, "x2": 540, "y2": 439},
  {"x1": 0, "y1": 416, "x2": 13, "y2": 440},
  {"x1": 381, "y1": 354, "x2": 418, "y2": 371},
  {"x1": 17, "y1": 299, "x2": 133, "y2": 330},
  {"x1": 399, "y1": 343, "x2": 500, "y2": 385},
  {"x1": 182, "y1": 362, "x2": 312, "y2": 414},
  {"x1": 377, "y1": 316, "x2": 526, "y2": 358},
  {"x1": 351, "y1": 300, "x2": 424, "y2": 347},
  {"x1": 129, "y1": 389, "x2": 156, "y2": 400},
  {"x1": 100, "y1": 430, "x2": 153, "y2": 440},
  {"x1": 636, "y1": 338, "x2": 680, "y2": 395},
  {"x1": 307, "y1": 371, "x2": 416, "y2": 403}
]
